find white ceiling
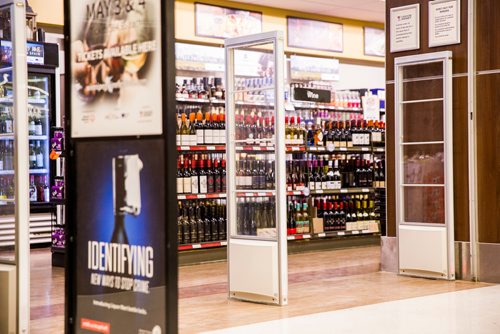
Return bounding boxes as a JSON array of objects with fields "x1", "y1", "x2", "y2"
[{"x1": 235, "y1": 0, "x2": 386, "y2": 23}]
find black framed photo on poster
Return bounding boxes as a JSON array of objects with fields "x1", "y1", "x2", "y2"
[
  {"x1": 287, "y1": 17, "x2": 343, "y2": 52},
  {"x1": 195, "y1": 3, "x2": 263, "y2": 39}
]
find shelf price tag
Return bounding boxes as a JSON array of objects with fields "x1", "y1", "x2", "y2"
[
  {"x1": 337, "y1": 231, "x2": 345, "y2": 236},
  {"x1": 352, "y1": 230, "x2": 360, "y2": 235}
]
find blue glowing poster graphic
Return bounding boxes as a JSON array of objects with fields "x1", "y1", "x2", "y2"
[{"x1": 75, "y1": 139, "x2": 166, "y2": 334}]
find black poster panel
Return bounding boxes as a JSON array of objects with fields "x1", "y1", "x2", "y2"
[
  {"x1": 73, "y1": 139, "x2": 165, "y2": 333},
  {"x1": 64, "y1": 0, "x2": 177, "y2": 333}
]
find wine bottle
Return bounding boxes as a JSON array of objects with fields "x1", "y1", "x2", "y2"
[
  {"x1": 207, "y1": 157, "x2": 215, "y2": 194},
  {"x1": 177, "y1": 158, "x2": 184, "y2": 194},
  {"x1": 190, "y1": 156, "x2": 199, "y2": 194},
  {"x1": 183, "y1": 159, "x2": 192, "y2": 194},
  {"x1": 35, "y1": 141, "x2": 44, "y2": 169},
  {"x1": 199, "y1": 157, "x2": 208, "y2": 194}
]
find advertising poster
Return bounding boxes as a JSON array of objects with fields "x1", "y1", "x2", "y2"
[
  {"x1": 75, "y1": 139, "x2": 166, "y2": 333},
  {"x1": 70, "y1": 0, "x2": 163, "y2": 138},
  {"x1": 364, "y1": 27, "x2": 385, "y2": 57},
  {"x1": 195, "y1": 3, "x2": 262, "y2": 39},
  {"x1": 287, "y1": 17, "x2": 343, "y2": 52},
  {"x1": 390, "y1": 4, "x2": 420, "y2": 52}
]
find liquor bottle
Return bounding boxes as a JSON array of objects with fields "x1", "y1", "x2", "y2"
[
  {"x1": 29, "y1": 143, "x2": 36, "y2": 169},
  {"x1": 4, "y1": 142, "x2": 12, "y2": 171},
  {"x1": 196, "y1": 203, "x2": 205, "y2": 243},
  {"x1": 28, "y1": 115, "x2": 36, "y2": 135},
  {"x1": 5, "y1": 111, "x2": 12, "y2": 134},
  {"x1": 189, "y1": 112, "x2": 197, "y2": 145},
  {"x1": 190, "y1": 157, "x2": 199, "y2": 195},
  {"x1": 244, "y1": 159, "x2": 252, "y2": 190},
  {"x1": 210, "y1": 202, "x2": 219, "y2": 241},
  {"x1": 177, "y1": 158, "x2": 184, "y2": 194},
  {"x1": 295, "y1": 201, "x2": 303, "y2": 234},
  {"x1": 207, "y1": 157, "x2": 215, "y2": 194},
  {"x1": 221, "y1": 158, "x2": 227, "y2": 193},
  {"x1": 176, "y1": 114, "x2": 181, "y2": 146},
  {"x1": 29, "y1": 175, "x2": 37, "y2": 201},
  {"x1": 266, "y1": 160, "x2": 274, "y2": 190},
  {"x1": 198, "y1": 157, "x2": 208, "y2": 194},
  {"x1": 287, "y1": 202, "x2": 295, "y2": 235},
  {"x1": 35, "y1": 115, "x2": 43, "y2": 136},
  {"x1": 213, "y1": 158, "x2": 221, "y2": 193},
  {"x1": 183, "y1": 158, "x2": 192, "y2": 194},
  {"x1": 189, "y1": 203, "x2": 198, "y2": 244},
  {"x1": 195, "y1": 109, "x2": 204, "y2": 145},
  {"x1": 203, "y1": 111, "x2": 212, "y2": 144},
  {"x1": 218, "y1": 200, "x2": 227, "y2": 241},
  {"x1": 378, "y1": 160, "x2": 385, "y2": 188},
  {"x1": 0, "y1": 143, "x2": 3, "y2": 171},
  {"x1": 211, "y1": 111, "x2": 220, "y2": 144},
  {"x1": 177, "y1": 202, "x2": 184, "y2": 244},
  {"x1": 345, "y1": 121, "x2": 353, "y2": 148},
  {"x1": 35, "y1": 141, "x2": 44, "y2": 169},
  {"x1": 180, "y1": 113, "x2": 189, "y2": 146},
  {"x1": 219, "y1": 109, "x2": 226, "y2": 145},
  {"x1": 251, "y1": 159, "x2": 260, "y2": 190},
  {"x1": 302, "y1": 201, "x2": 310, "y2": 234},
  {"x1": 182, "y1": 204, "x2": 190, "y2": 244}
]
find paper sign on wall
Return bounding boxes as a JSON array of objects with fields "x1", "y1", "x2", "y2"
[
  {"x1": 429, "y1": 0, "x2": 460, "y2": 47},
  {"x1": 390, "y1": 4, "x2": 420, "y2": 53}
]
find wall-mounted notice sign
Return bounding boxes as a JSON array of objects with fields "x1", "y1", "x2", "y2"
[
  {"x1": 70, "y1": 1, "x2": 163, "y2": 138},
  {"x1": 390, "y1": 4, "x2": 420, "y2": 53},
  {"x1": 429, "y1": 0, "x2": 460, "y2": 47},
  {"x1": 290, "y1": 55, "x2": 339, "y2": 81}
]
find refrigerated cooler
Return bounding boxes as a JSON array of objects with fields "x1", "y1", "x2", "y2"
[{"x1": 0, "y1": 40, "x2": 60, "y2": 248}]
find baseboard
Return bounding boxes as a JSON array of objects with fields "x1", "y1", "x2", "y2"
[
  {"x1": 478, "y1": 243, "x2": 500, "y2": 283},
  {"x1": 381, "y1": 236, "x2": 398, "y2": 273}
]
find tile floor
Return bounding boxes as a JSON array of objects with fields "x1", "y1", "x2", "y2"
[
  {"x1": 203, "y1": 285, "x2": 500, "y2": 334},
  {"x1": 26, "y1": 245, "x2": 494, "y2": 333}
]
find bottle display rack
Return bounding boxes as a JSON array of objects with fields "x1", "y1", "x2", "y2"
[{"x1": 176, "y1": 78, "x2": 386, "y2": 251}]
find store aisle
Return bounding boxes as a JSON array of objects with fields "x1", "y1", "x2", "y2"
[
  {"x1": 202, "y1": 285, "x2": 500, "y2": 334},
  {"x1": 30, "y1": 246, "x2": 489, "y2": 333}
]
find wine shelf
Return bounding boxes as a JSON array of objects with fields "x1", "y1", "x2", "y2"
[
  {"x1": 176, "y1": 97, "x2": 365, "y2": 113},
  {"x1": 286, "y1": 188, "x2": 374, "y2": 196},
  {"x1": 176, "y1": 97, "x2": 225, "y2": 105},
  {"x1": 178, "y1": 193, "x2": 227, "y2": 200},
  {"x1": 236, "y1": 191, "x2": 275, "y2": 197},
  {"x1": 286, "y1": 228, "x2": 378, "y2": 240},
  {"x1": 0, "y1": 97, "x2": 48, "y2": 105},
  {"x1": 0, "y1": 134, "x2": 49, "y2": 140},
  {"x1": 178, "y1": 145, "x2": 226, "y2": 151},
  {"x1": 178, "y1": 228, "x2": 380, "y2": 251},
  {"x1": 178, "y1": 240, "x2": 228, "y2": 251},
  {"x1": 0, "y1": 169, "x2": 48, "y2": 175}
]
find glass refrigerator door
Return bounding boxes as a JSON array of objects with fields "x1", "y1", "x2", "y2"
[
  {"x1": 226, "y1": 31, "x2": 287, "y2": 305},
  {"x1": 27, "y1": 73, "x2": 51, "y2": 204}
]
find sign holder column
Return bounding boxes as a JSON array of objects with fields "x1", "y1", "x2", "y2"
[{"x1": 64, "y1": 0, "x2": 177, "y2": 332}]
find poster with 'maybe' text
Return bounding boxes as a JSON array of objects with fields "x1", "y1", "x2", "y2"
[
  {"x1": 70, "y1": 0, "x2": 163, "y2": 138},
  {"x1": 75, "y1": 139, "x2": 166, "y2": 333}
]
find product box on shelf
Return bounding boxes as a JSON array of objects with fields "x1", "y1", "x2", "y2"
[{"x1": 311, "y1": 217, "x2": 324, "y2": 234}]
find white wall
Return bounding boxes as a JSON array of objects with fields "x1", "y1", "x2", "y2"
[{"x1": 334, "y1": 63, "x2": 385, "y2": 90}]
